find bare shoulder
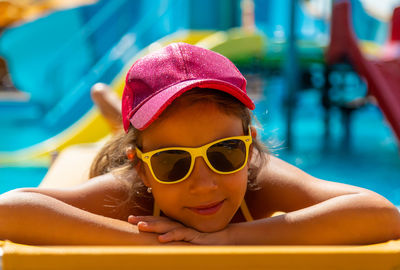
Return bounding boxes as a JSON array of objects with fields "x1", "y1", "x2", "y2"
[
  {"x1": 245, "y1": 154, "x2": 376, "y2": 218},
  {"x1": 7, "y1": 172, "x2": 141, "y2": 220}
]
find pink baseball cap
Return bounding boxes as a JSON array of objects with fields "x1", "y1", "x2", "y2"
[{"x1": 121, "y1": 42, "x2": 255, "y2": 132}]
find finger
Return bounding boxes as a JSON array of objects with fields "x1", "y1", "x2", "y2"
[
  {"x1": 158, "y1": 232, "x2": 176, "y2": 243},
  {"x1": 127, "y1": 215, "x2": 138, "y2": 224},
  {"x1": 158, "y1": 228, "x2": 199, "y2": 243},
  {"x1": 128, "y1": 215, "x2": 150, "y2": 224},
  {"x1": 128, "y1": 215, "x2": 169, "y2": 224},
  {"x1": 136, "y1": 220, "x2": 184, "y2": 234}
]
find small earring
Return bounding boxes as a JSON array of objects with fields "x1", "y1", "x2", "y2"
[
  {"x1": 147, "y1": 187, "x2": 152, "y2": 194},
  {"x1": 126, "y1": 147, "x2": 135, "y2": 160}
]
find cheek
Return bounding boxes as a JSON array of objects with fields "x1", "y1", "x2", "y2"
[
  {"x1": 222, "y1": 169, "x2": 248, "y2": 203},
  {"x1": 149, "y1": 179, "x2": 184, "y2": 215},
  {"x1": 152, "y1": 189, "x2": 185, "y2": 222}
]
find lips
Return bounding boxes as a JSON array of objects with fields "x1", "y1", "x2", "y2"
[{"x1": 187, "y1": 200, "x2": 225, "y2": 215}]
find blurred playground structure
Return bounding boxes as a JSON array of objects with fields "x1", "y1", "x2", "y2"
[{"x1": 0, "y1": 0, "x2": 399, "y2": 199}]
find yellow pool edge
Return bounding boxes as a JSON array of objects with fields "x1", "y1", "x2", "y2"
[{"x1": 2, "y1": 240, "x2": 400, "y2": 270}]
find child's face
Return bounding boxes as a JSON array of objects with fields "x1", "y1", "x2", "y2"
[{"x1": 138, "y1": 101, "x2": 249, "y2": 232}]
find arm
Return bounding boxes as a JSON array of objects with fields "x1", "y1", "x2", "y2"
[
  {"x1": 0, "y1": 191, "x2": 160, "y2": 245},
  {"x1": 0, "y1": 174, "x2": 161, "y2": 245},
  {"x1": 229, "y1": 192, "x2": 400, "y2": 245},
  {"x1": 230, "y1": 155, "x2": 400, "y2": 245}
]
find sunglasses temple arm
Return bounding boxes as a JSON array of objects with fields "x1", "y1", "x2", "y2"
[{"x1": 135, "y1": 148, "x2": 143, "y2": 159}]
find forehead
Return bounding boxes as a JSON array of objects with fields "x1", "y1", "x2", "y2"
[{"x1": 141, "y1": 102, "x2": 243, "y2": 151}]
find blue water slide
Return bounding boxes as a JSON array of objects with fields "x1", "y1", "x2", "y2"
[
  {"x1": 0, "y1": 1, "x2": 138, "y2": 111},
  {"x1": 0, "y1": 0, "x2": 190, "y2": 152}
]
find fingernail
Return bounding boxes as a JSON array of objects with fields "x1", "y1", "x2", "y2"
[
  {"x1": 159, "y1": 234, "x2": 169, "y2": 242},
  {"x1": 138, "y1": 221, "x2": 147, "y2": 227}
]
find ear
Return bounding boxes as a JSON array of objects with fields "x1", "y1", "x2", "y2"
[
  {"x1": 126, "y1": 147, "x2": 151, "y2": 187},
  {"x1": 250, "y1": 125, "x2": 257, "y2": 139},
  {"x1": 135, "y1": 162, "x2": 152, "y2": 188},
  {"x1": 248, "y1": 126, "x2": 258, "y2": 164}
]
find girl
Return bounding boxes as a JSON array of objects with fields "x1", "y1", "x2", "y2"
[{"x1": 0, "y1": 43, "x2": 399, "y2": 245}]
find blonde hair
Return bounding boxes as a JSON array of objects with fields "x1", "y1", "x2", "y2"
[{"x1": 89, "y1": 88, "x2": 268, "y2": 212}]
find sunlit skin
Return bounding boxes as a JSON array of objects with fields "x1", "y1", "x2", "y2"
[
  {"x1": 136, "y1": 101, "x2": 252, "y2": 233},
  {"x1": 1, "y1": 93, "x2": 400, "y2": 245}
]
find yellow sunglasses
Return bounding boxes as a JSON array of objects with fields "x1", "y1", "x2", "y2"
[{"x1": 136, "y1": 129, "x2": 252, "y2": 184}]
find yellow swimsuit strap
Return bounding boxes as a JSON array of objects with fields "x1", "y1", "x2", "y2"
[
  {"x1": 240, "y1": 200, "x2": 254, "y2": 222},
  {"x1": 153, "y1": 200, "x2": 254, "y2": 222}
]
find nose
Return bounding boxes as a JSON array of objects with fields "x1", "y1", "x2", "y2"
[{"x1": 188, "y1": 156, "x2": 218, "y2": 194}]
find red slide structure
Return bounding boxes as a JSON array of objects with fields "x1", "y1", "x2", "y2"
[{"x1": 325, "y1": 0, "x2": 400, "y2": 144}]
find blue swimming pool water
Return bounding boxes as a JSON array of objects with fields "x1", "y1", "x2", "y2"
[
  {"x1": 0, "y1": 166, "x2": 48, "y2": 194},
  {"x1": 255, "y1": 76, "x2": 400, "y2": 206}
]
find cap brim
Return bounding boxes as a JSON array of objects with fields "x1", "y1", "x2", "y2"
[{"x1": 130, "y1": 79, "x2": 255, "y2": 130}]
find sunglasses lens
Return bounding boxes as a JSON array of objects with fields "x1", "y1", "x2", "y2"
[
  {"x1": 151, "y1": 150, "x2": 191, "y2": 182},
  {"x1": 206, "y1": 139, "x2": 247, "y2": 172}
]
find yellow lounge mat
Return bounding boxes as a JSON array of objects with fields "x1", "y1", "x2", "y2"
[{"x1": 2, "y1": 240, "x2": 400, "y2": 270}]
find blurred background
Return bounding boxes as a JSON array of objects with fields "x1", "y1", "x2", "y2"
[{"x1": 0, "y1": 0, "x2": 399, "y2": 207}]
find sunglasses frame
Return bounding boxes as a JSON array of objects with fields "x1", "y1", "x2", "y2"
[{"x1": 136, "y1": 128, "x2": 253, "y2": 184}]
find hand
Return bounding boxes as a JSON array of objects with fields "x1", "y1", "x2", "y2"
[{"x1": 128, "y1": 215, "x2": 231, "y2": 245}]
